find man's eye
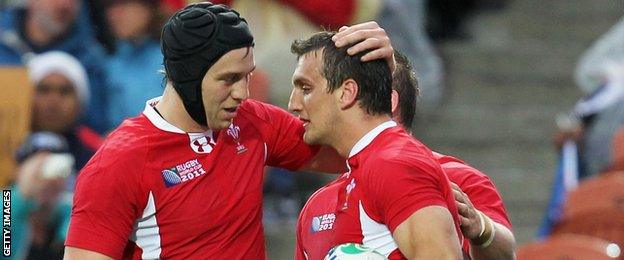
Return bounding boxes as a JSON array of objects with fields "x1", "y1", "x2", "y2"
[
  {"x1": 225, "y1": 75, "x2": 241, "y2": 84},
  {"x1": 302, "y1": 87, "x2": 311, "y2": 94}
]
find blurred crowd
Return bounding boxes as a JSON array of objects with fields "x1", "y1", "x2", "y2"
[
  {"x1": 8, "y1": 0, "x2": 623, "y2": 259},
  {"x1": 534, "y1": 14, "x2": 624, "y2": 259}
]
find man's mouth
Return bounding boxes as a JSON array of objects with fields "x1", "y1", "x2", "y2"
[
  {"x1": 224, "y1": 107, "x2": 237, "y2": 113},
  {"x1": 300, "y1": 118, "x2": 310, "y2": 127},
  {"x1": 223, "y1": 106, "x2": 238, "y2": 118}
]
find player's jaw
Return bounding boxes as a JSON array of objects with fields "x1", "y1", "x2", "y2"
[
  {"x1": 300, "y1": 114, "x2": 324, "y2": 145},
  {"x1": 205, "y1": 102, "x2": 241, "y2": 130}
]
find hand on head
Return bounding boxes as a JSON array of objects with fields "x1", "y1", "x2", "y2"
[{"x1": 332, "y1": 21, "x2": 396, "y2": 72}]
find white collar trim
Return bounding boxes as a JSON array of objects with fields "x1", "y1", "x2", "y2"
[
  {"x1": 143, "y1": 96, "x2": 186, "y2": 134},
  {"x1": 348, "y1": 120, "x2": 397, "y2": 158}
]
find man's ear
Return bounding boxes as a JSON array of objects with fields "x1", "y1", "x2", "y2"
[
  {"x1": 391, "y1": 89, "x2": 399, "y2": 114},
  {"x1": 338, "y1": 79, "x2": 358, "y2": 110}
]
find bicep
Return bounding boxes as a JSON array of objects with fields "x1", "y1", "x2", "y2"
[
  {"x1": 392, "y1": 206, "x2": 462, "y2": 260},
  {"x1": 64, "y1": 247, "x2": 113, "y2": 260}
]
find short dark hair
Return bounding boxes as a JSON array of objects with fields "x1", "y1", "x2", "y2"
[
  {"x1": 393, "y1": 50, "x2": 419, "y2": 128},
  {"x1": 291, "y1": 31, "x2": 392, "y2": 116}
]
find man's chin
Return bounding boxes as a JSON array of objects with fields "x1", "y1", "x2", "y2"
[{"x1": 303, "y1": 133, "x2": 319, "y2": 145}]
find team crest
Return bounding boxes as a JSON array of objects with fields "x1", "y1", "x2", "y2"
[
  {"x1": 341, "y1": 178, "x2": 356, "y2": 210},
  {"x1": 226, "y1": 124, "x2": 247, "y2": 154}
]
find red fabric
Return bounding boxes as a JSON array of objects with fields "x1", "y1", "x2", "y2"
[
  {"x1": 160, "y1": 0, "x2": 185, "y2": 10},
  {"x1": 278, "y1": 0, "x2": 355, "y2": 29},
  {"x1": 66, "y1": 99, "x2": 316, "y2": 259},
  {"x1": 76, "y1": 125, "x2": 104, "y2": 151},
  {"x1": 296, "y1": 126, "x2": 461, "y2": 260},
  {"x1": 198, "y1": 0, "x2": 355, "y2": 28},
  {"x1": 433, "y1": 152, "x2": 513, "y2": 254}
]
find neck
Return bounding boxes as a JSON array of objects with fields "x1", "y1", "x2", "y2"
[
  {"x1": 331, "y1": 111, "x2": 392, "y2": 158},
  {"x1": 155, "y1": 84, "x2": 208, "y2": 133}
]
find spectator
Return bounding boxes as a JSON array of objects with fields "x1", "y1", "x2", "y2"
[
  {"x1": 28, "y1": 51, "x2": 103, "y2": 172},
  {"x1": 575, "y1": 16, "x2": 624, "y2": 94},
  {"x1": 11, "y1": 132, "x2": 74, "y2": 260},
  {"x1": 378, "y1": 0, "x2": 445, "y2": 113},
  {"x1": 104, "y1": 0, "x2": 167, "y2": 129},
  {"x1": 0, "y1": 0, "x2": 110, "y2": 133}
]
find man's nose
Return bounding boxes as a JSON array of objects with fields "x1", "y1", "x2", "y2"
[
  {"x1": 231, "y1": 80, "x2": 249, "y2": 101},
  {"x1": 288, "y1": 88, "x2": 302, "y2": 113}
]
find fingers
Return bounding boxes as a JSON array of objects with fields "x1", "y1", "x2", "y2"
[
  {"x1": 452, "y1": 185, "x2": 467, "y2": 204},
  {"x1": 332, "y1": 21, "x2": 395, "y2": 71},
  {"x1": 459, "y1": 215, "x2": 471, "y2": 228},
  {"x1": 456, "y1": 200, "x2": 471, "y2": 218},
  {"x1": 360, "y1": 46, "x2": 393, "y2": 62},
  {"x1": 333, "y1": 21, "x2": 382, "y2": 44}
]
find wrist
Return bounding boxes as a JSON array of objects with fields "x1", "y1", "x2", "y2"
[{"x1": 470, "y1": 211, "x2": 496, "y2": 248}]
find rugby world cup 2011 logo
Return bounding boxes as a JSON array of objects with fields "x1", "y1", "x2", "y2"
[
  {"x1": 161, "y1": 159, "x2": 206, "y2": 188},
  {"x1": 310, "y1": 213, "x2": 336, "y2": 233},
  {"x1": 162, "y1": 168, "x2": 182, "y2": 187}
]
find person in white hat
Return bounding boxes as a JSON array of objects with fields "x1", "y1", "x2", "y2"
[{"x1": 28, "y1": 51, "x2": 103, "y2": 172}]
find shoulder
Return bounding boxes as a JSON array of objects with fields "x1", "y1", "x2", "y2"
[
  {"x1": 86, "y1": 116, "x2": 155, "y2": 170},
  {"x1": 435, "y1": 153, "x2": 493, "y2": 188},
  {"x1": 239, "y1": 99, "x2": 285, "y2": 117},
  {"x1": 368, "y1": 129, "x2": 440, "y2": 172},
  {"x1": 238, "y1": 99, "x2": 297, "y2": 126}
]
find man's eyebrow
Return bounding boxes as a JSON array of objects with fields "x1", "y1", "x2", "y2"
[
  {"x1": 217, "y1": 66, "x2": 256, "y2": 79},
  {"x1": 292, "y1": 77, "x2": 310, "y2": 87}
]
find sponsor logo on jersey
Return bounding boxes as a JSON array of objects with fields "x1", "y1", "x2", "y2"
[
  {"x1": 226, "y1": 124, "x2": 247, "y2": 154},
  {"x1": 311, "y1": 213, "x2": 336, "y2": 233},
  {"x1": 190, "y1": 134, "x2": 216, "y2": 154},
  {"x1": 161, "y1": 159, "x2": 207, "y2": 187}
]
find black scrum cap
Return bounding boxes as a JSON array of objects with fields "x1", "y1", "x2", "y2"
[{"x1": 161, "y1": 2, "x2": 254, "y2": 126}]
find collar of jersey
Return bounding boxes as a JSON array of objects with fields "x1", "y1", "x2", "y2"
[
  {"x1": 143, "y1": 96, "x2": 213, "y2": 137},
  {"x1": 348, "y1": 120, "x2": 397, "y2": 158}
]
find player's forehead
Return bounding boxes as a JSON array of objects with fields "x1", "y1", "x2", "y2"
[
  {"x1": 208, "y1": 47, "x2": 255, "y2": 76},
  {"x1": 292, "y1": 50, "x2": 324, "y2": 85}
]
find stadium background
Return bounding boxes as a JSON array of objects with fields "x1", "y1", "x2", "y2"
[{"x1": 0, "y1": 0, "x2": 622, "y2": 259}]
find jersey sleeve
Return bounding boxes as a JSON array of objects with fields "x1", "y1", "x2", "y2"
[
  {"x1": 443, "y1": 161, "x2": 513, "y2": 230},
  {"x1": 366, "y1": 157, "x2": 453, "y2": 232},
  {"x1": 241, "y1": 100, "x2": 319, "y2": 171},
  {"x1": 65, "y1": 146, "x2": 148, "y2": 259}
]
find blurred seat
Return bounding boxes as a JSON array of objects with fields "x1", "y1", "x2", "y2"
[
  {"x1": 563, "y1": 171, "x2": 624, "y2": 218},
  {"x1": 552, "y1": 172, "x2": 624, "y2": 256},
  {"x1": 554, "y1": 209, "x2": 624, "y2": 256},
  {"x1": 516, "y1": 234, "x2": 621, "y2": 260}
]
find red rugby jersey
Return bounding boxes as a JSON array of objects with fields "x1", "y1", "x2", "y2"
[
  {"x1": 295, "y1": 121, "x2": 462, "y2": 260},
  {"x1": 66, "y1": 98, "x2": 317, "y2": 259}
]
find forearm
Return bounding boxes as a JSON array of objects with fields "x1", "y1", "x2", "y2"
[{"x1": 469, "y1": 214, "x2": 516, "y2": 260}]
